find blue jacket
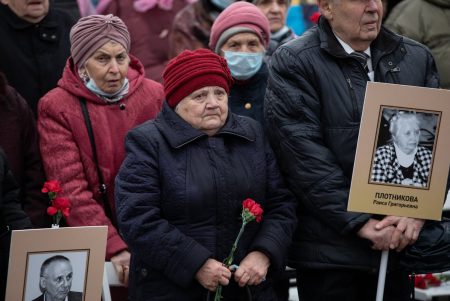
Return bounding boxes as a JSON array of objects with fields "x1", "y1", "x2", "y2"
[{"x1": 115, "y1": 103, "x2": 296, "y2": 300}]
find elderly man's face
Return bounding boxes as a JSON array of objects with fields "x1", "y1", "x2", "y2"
[
  {"x1": 175, "y1": 86, "x2": 228, "y2": 136},
  {"x1": 41, "y1": 260, "x2": 73, "y2": 301},
  {"x1": 1, "y1": 0, "x2": 49, "y2": 23},
  {"x1": 319, "y1": 0, "x2": 383, "y2": 51},
  {"x1": 256, "y1": 0, "x2": 288, "y2": 33},
  {"x1": 393, "y1": 118, "x2": 420, "y2": 155}
]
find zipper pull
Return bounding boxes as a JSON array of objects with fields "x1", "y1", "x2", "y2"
[{"x1": 390, "y1": 67, "x2": 400, "y2": 72}]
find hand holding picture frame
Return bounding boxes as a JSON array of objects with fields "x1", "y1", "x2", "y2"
[
  {"x1": 6, "y1": 226, "x2": 107, "y2": 301},
  {"x1": 348, "y1": 82, "x2": 450, "y2": 220}
]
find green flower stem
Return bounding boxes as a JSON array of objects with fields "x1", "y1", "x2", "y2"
[{"x1": 214, "y1": 218, "x2": 248, "y2": 301}]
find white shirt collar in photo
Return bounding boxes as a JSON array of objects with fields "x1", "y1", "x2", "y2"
[
  {"x1": 334, "y1": 33, "x2": 374, "y2": 81},
  {"x1": 394, "y1": 142, "x2": 416, "y2": 168}
]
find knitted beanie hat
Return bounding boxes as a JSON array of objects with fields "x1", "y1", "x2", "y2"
[
  {"x1": 209, "y1": 2, "x2": 270, "y2": 53},
  {"x1": 163, "y1": 49, "x2": 234, "y2": 108},
  {"x1": 70, "y1": 14, "x2": 130, "y2": 68}
]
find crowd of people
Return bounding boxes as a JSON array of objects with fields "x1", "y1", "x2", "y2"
[{"x1": 0, "y1": 0, "x2": 448, "y2": 300}]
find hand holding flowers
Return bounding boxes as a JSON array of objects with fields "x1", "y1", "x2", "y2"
[{"x1": 213, "y1": 198, "x2": 264, "y2": 301}]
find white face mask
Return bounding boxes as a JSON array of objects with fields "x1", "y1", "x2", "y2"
[
  {"x1": 223, "y1": 51, "x2": 264, "y2": 80},
  {"x1": 82, "y1": 69, "x2": 129, "y2": 103}
]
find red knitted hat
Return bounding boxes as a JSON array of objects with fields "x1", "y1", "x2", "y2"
[
  {"x1": 163, "y1": 49, "x2": 234, "y2": 108},
  {"x1": 209, "y1": 2, "x2": 270, "y2": 53}
]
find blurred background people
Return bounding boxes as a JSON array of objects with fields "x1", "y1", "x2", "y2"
[
  {"x1": 115, "y1": 48, "x2": 296, "y2": 301},
  {"x1": 385, "y1": 0, "x2": 450, "y2": 89},
  {"x1": 209, "y1": 1, "x2": 270, "y2": 126},
  {"x1": 254, "y1": 0, "x2": 296, "y2": 58},
  {"x1": 0, "y1": 71, "x2": 50, "y2": 228},
  {"x1": 371, "y1": 111, "x2": 433, "y2": 187},
  {"x1": 0, "y1": 0, "x2": 74, "y2": 114},
  {"x1": 98, "y1": 0, "x2": 190, "y2": 82},
  {"x1": 168, "y1": 0, "x2": 239, "y2": 58},
  {"x1": 285, "y1": 0, "x2": 318, "y2": 36},
  {"x1": 0, "y1": 147, "x2": 33, "y2": 301},
  {"x1": 37, "y1": 14, "x2": 163, "y2": 300},
  {"x1": 51, "y1": 0, "x2": 81, "y2": 19}
]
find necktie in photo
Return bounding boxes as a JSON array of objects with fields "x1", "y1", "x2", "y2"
[{"x1": 351, "y1": 51, "x2": 370, "y2": 73}]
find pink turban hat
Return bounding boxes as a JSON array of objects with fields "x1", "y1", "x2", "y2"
[{"x1": 70, "y1": 14, "x2": 131, "y2": 68}]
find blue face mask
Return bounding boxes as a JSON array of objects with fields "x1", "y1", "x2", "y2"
[
  {"x1": 223, "y1": 51, "x2": 264, "y2": 80},
  {"x1": 85, "y1": 77, "x2": 129, "y2": 103},
  {"x1": 210, "y1": 0, "x2": 234, "y2": 10}
]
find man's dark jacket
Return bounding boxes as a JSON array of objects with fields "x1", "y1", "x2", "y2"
[
  {"x1": 0, "y1": 5, "x2": 73, "y2": 114},
  {"x1": 32, "y1": 291, "x2": 83, "y2": 301},
  {"x1": 265, "y1": 16, "x2": 439, "y2": 271}
]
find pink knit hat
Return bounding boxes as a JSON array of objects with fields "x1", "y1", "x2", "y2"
[
  {"x1": 209, "y1": 2, "x2": 270, "y2": 53},
  {"x1": 70, "y1": 14, "x2": 131, "y2": 68}
]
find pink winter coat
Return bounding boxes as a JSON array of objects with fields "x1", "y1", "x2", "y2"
[{"x1": 37, "y1": 55, "x2": 164, "y2": 259}]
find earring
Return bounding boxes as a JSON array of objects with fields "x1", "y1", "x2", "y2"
[{"x1": 80, "y1": 73, "x2": 89, "y2": 83}]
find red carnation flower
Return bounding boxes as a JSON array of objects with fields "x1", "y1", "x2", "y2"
[{"x1": 41, "y1": 180, "x2": 63, "y2": 194}]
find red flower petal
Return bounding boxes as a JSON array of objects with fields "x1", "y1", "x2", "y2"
[
  {"x1": 47, "y1": 207, "x2": 58, "y2": 216},
  {"x1": 42, "y1": 180, "x2": 63, "y2": 194}
]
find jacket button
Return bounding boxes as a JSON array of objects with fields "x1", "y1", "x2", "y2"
[
  {"x1": 141, "y1": 268, "x2": 148, "y2": 277},
  {"x1": 42, "y1": 33, "x2": 47, "y2": 38},
  {"x1": 244, "y1": 102, "x2": 252, "y2": 110}
]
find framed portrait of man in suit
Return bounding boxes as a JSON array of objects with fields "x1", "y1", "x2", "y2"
[
  {"x1": 5, "y1": 226, "x2": 107, "y2": 301},
  {"x1": 348, "y1": 82, "x2": 450, "y2": 221}
]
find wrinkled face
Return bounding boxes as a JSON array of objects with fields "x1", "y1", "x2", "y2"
[
  {"x1": 1, "y1": 0, "x2": 49, "y2": 23},
  {"x1": 393, "y1": 117, "x2": 420, "y2": 155},
  {"x1": 41, "y1": 260, "x2": 73, "y2": 301},
  {"x1": 81, "y1": 41, "x2": 130, "y2": 94},
  {"x1": 175, "y1": 86, "x2": 228, "y2": 136},
  {"x1": 319, "y1": 0, "x2": 383, "y2": 51},
  {"x1": 256, "y1": 0, "x2": 288, "y2": 33},
  {"x1": 220, "y1": 32, "x2": 265, "y2": 54}
]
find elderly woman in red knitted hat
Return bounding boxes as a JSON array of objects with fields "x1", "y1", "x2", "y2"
[
  {"x1": 115, "y1": 48, "x2": 296, "y2": 300},
  {"x1": 37, "y1": 14, "x2": 164, "y2": 293},
  {"x1": 209, "y1": 1, "x2": 271, "y2": 127}
]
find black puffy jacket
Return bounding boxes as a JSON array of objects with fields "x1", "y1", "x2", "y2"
[
  {"x1": 264, "y1": 17, "x2": 439, "y2": 270},
  {"x1": 115, "y1": 103, "x2": 297, "y2": 300},
  {"x1": 0, "y1": 148, "x2": 33, "y2": 300}
]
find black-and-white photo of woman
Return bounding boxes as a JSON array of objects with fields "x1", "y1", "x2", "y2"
[{"x1": 371, "y1": 110, "x2": 437, "y2": 188}]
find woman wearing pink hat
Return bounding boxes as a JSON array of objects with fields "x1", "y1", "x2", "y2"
[
  {"x1": 209, "y1": 1, "x2": 271, "y2": 127},
  {"x1": 115, "y1": 48, "x2": 297, "y2": 300},
  {"x1": 37, "y1": 14, "x2": 164, "y2": 298}
]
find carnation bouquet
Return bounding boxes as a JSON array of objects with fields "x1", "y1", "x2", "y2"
[{"x1": 42, "y1": 180, "x2": 71, "y2": 228}]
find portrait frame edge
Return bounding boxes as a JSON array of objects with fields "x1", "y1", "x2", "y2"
[
  {"x1": 347, "y1": 82, "x2": 450, "y2": 221},
  {"x1": 5, "y1": 226, "x2": 107, "y2": 301}
]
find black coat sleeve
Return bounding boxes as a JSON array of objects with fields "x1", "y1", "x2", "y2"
[{"x1": 264, "y1": 47, "x2": 371, "y2": 235}]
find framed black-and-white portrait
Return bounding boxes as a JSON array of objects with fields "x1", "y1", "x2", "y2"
[
  {"x1": 369, "y1": 107, "x2": 440, "y2": 189},
  {"x1": 348, "y1": 82, "x2": 450, "y2": 220},
  {"x1": 6, "y1": 226, "x2": 107, "y2": 301}
]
